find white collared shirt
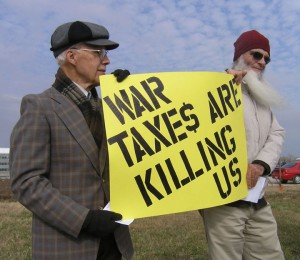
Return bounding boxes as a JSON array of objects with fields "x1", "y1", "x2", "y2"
[{"x1": 73, "y1": 81, "x2": 90, "y2": 98}]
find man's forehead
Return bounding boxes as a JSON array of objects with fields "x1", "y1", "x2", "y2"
[{"x1": 248, "y1": 49, "x2": 269, "y2": 56}]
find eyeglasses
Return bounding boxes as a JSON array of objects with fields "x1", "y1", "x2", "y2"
[
  {"x1": 250, "y1": 51, "x2": 271, "y2": 64},
  {"x1": 71, "y1": 48, "x2": 108, "y2": 59}
]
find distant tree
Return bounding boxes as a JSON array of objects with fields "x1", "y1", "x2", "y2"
[{"x1": 279, "y1": 155, "x2": 297, "y2": 164}]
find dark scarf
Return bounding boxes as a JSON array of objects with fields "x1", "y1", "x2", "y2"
[{"x1": 52, "y1": 68, "x2": 102, "y2": 148}]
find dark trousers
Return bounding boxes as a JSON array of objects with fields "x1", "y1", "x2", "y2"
[
  {"x1": 97, "y1": 234, "x2": 122, "y2": 260},
  {"x1": 227, "y1": 197, "x2": 267, "y2": 210}
]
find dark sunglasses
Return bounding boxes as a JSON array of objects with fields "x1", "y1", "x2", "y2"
[{"x1": 250, "y1": 51, "x2": 271, "y2": 64}]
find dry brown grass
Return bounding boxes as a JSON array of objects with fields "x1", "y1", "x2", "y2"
[
  {"x1": 131, "y1": 211, "x2": 208, "y2": 259},
  {"x1": 1, "y1": 201, "x2": 26, "y2": 215},
  {"x1": 0, "y1": 201, "x2": 31, "y2": 259},
  {"x1": 0, "y1": 179, "x2": 13, "y2": 200},
  {"x1": 0, "y1": 181, "x2": 299, "y2": 259}
]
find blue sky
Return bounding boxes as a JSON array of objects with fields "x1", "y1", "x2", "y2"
[{"x1": 1, "y1": 0, "x2": 300, "y2": 157}]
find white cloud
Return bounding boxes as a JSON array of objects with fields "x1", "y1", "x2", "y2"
[{"x1": 1, "y1": 0, "x2": 300, "y2": 156}]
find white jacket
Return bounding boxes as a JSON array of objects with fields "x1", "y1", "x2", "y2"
[{"x1": 242, "y1": 84, "x2": 285, "y2": 173}]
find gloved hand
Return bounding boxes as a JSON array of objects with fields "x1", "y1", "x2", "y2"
[
  {"x1": 81, "y1": 209, "x2": 122, "y2": 237},
  {"x1": 111, "y1": 69, "x2": 130, "y2": 82}
]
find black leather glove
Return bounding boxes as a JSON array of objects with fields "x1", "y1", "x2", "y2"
[
  {"x1": 111, "y1": 69, "x2": 130, "y2": 82},
  {"x1": 81, "y1": 209, "x2": 122, "y2": 237}
]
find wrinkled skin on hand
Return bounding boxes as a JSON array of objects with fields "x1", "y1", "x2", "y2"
[
  {"x1": 246, "y1": 163, "x2": 264, "y2": 189},
  {"x1": 226, "y1": 69, "x2": 247, "y2": 85}
]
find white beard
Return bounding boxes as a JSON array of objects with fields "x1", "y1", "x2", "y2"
[{"x1": 233, "y1": 58, "x2": 285, "y2": 108}]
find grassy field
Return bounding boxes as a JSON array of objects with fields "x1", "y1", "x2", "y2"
[{"x1": 0, "y1": 180, "x2": 299, "y2": 259}]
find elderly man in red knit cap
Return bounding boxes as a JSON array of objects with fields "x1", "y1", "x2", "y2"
[{"x1": 200, "y1": 30, "x2": 285, "y2": 260}]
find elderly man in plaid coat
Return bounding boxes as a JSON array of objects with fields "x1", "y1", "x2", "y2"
[{"x1": 10, "y1": 21, "x2": 133, "y2": 260}]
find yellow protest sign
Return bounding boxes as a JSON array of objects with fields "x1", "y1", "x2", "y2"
[{"x1": 100, "y1": 72, "x2": 248, "y2": 220}]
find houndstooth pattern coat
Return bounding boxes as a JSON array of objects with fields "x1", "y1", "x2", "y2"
[{"x1": 10, "y1": 87, "x2": 133, "y2": 260}]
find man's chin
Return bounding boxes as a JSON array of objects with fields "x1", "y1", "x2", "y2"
[
  {"x1": 249, "y1": 68, "x2": 264, "y2": 79},
  {"x1": 90, "y1": 83, "x2": 100, "y2": 88},
  {"x1": 244, "y1": 70, "x2": 284, "y2": 108}
]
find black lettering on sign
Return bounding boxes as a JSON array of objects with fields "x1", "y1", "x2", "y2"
[
  {"x1": 134, "y1": 125, "x2": 240, "y2": 207},
  {"x1": 208, "y1": 79, "x2": 240, "y2": 124},
  {"x1": 107, "y1": 103, "x2": 200, "y2": 167},
  {"x1": 180, "y1": 103, "x2": 200, "y2": 133},
  {"x1": 161, "y1": 108, "x2": 186, "y2": 144},
  {"x1": 107, "y1": 131, "x2": 134, "y2": 167},
  {"x1": 229, "y1": 80, "x2": 241, "y2": 108},
  {"x1": 180, "y1": 150, "x2": 204, "y2": 181},
  {"x1": 221, "y1": 125, "x2": 236, "y2": 155},
  {"x1": 103, "y1": 76, "x2": 172, "y2": 125},
  {"x1": 130, "y1": 86, "x2": 155, "y2": 118},
  {"x1": 135, "y1": 168, "x2": 164, "y2": 207},
  {"x1": 196, "y1": 125, "x2": 236, "y2": 171},
  {"x1": 143, "y1": 116, "x2": 173, "y2": 150},
  {"x1": 208, "y1": 90, "x2": 223, "y2": 123},
  {"x1": 134, "y1": 149, "x2": 206, "y2": 207},
  {"x1": 103, "y1": 90, "x2": 136, "y2": 124},
  {"x1": 217, "y1": 84, "x2": 235, "y2": 115},
  {"x1": 229, "y1": 157, "x2": 241, "y2": 187},
  {"x1": 165, "y1": 158, "x2": 181, "y2": 189},
  {"x1": 132, "y1": 137, "x2": 151, "y2": 164},
  {"x1": 156, "y1": 164, "x2": 172, "y2": 195},
  {"x1": 143, "y1": 77, "x2": 172, "y2": 106},
  {"x1": 213, "y1": 165, "x2": 232, "y2": 199},
  {"x1": 131, "y1": 127, "x2": 155, "y2": 164},
  {"x1": 213, "y1": 157, "x2": 241, "y2": 199}
]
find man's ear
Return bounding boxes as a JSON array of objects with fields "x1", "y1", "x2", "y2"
[{"x1": 65, "y1": 49, "x2": 77, "y2": 65}]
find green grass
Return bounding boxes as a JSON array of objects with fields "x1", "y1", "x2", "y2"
[
  {"x1": 0, "y1": 202, "x2": 31, "y2": 260},
  {"x1": 0, "y1": 185, "x2": 299, "y2": 260},
  {"x1": 265, "y1": 188, "x2": 300, "y2": 259}
]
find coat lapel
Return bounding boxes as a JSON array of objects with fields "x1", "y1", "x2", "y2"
[{"x1": 50, "y1": 89, "x2": 101, "y2": 174}]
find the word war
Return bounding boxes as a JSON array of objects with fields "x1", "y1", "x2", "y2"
[{"x1": 103, "y1": 76, "x2": 172, "y2": 125}]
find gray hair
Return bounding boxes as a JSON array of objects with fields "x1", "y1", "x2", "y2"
[
  {"x1": 56, "y1": 51, "x2": 67, "y2": 66},
  {"x1": 55, "y1": 43, "x2": 84, "y2": 66}
]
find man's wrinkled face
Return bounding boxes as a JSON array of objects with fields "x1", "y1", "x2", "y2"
[
  {"x1": 242, "y1": 49, "x2": 270, "y2": 75},
  {"x1": 68, "y1": 44, "x2": 110, "y2": 90},
  {"x1": 233, "y1": 51, "x2": 284, "y2": 108}
]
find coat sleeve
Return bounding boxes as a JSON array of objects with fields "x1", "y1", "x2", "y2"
[
  {"x1": 254, "y1": 112, "x2": 285, "y2": 173},
  {"x1": 10, "y1": 94, "x2": 89, "y2": 238}
]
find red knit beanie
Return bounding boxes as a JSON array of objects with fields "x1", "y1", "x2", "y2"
[{"x1": 233, "y1": 30, "x2": 270, "y2": 61}]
